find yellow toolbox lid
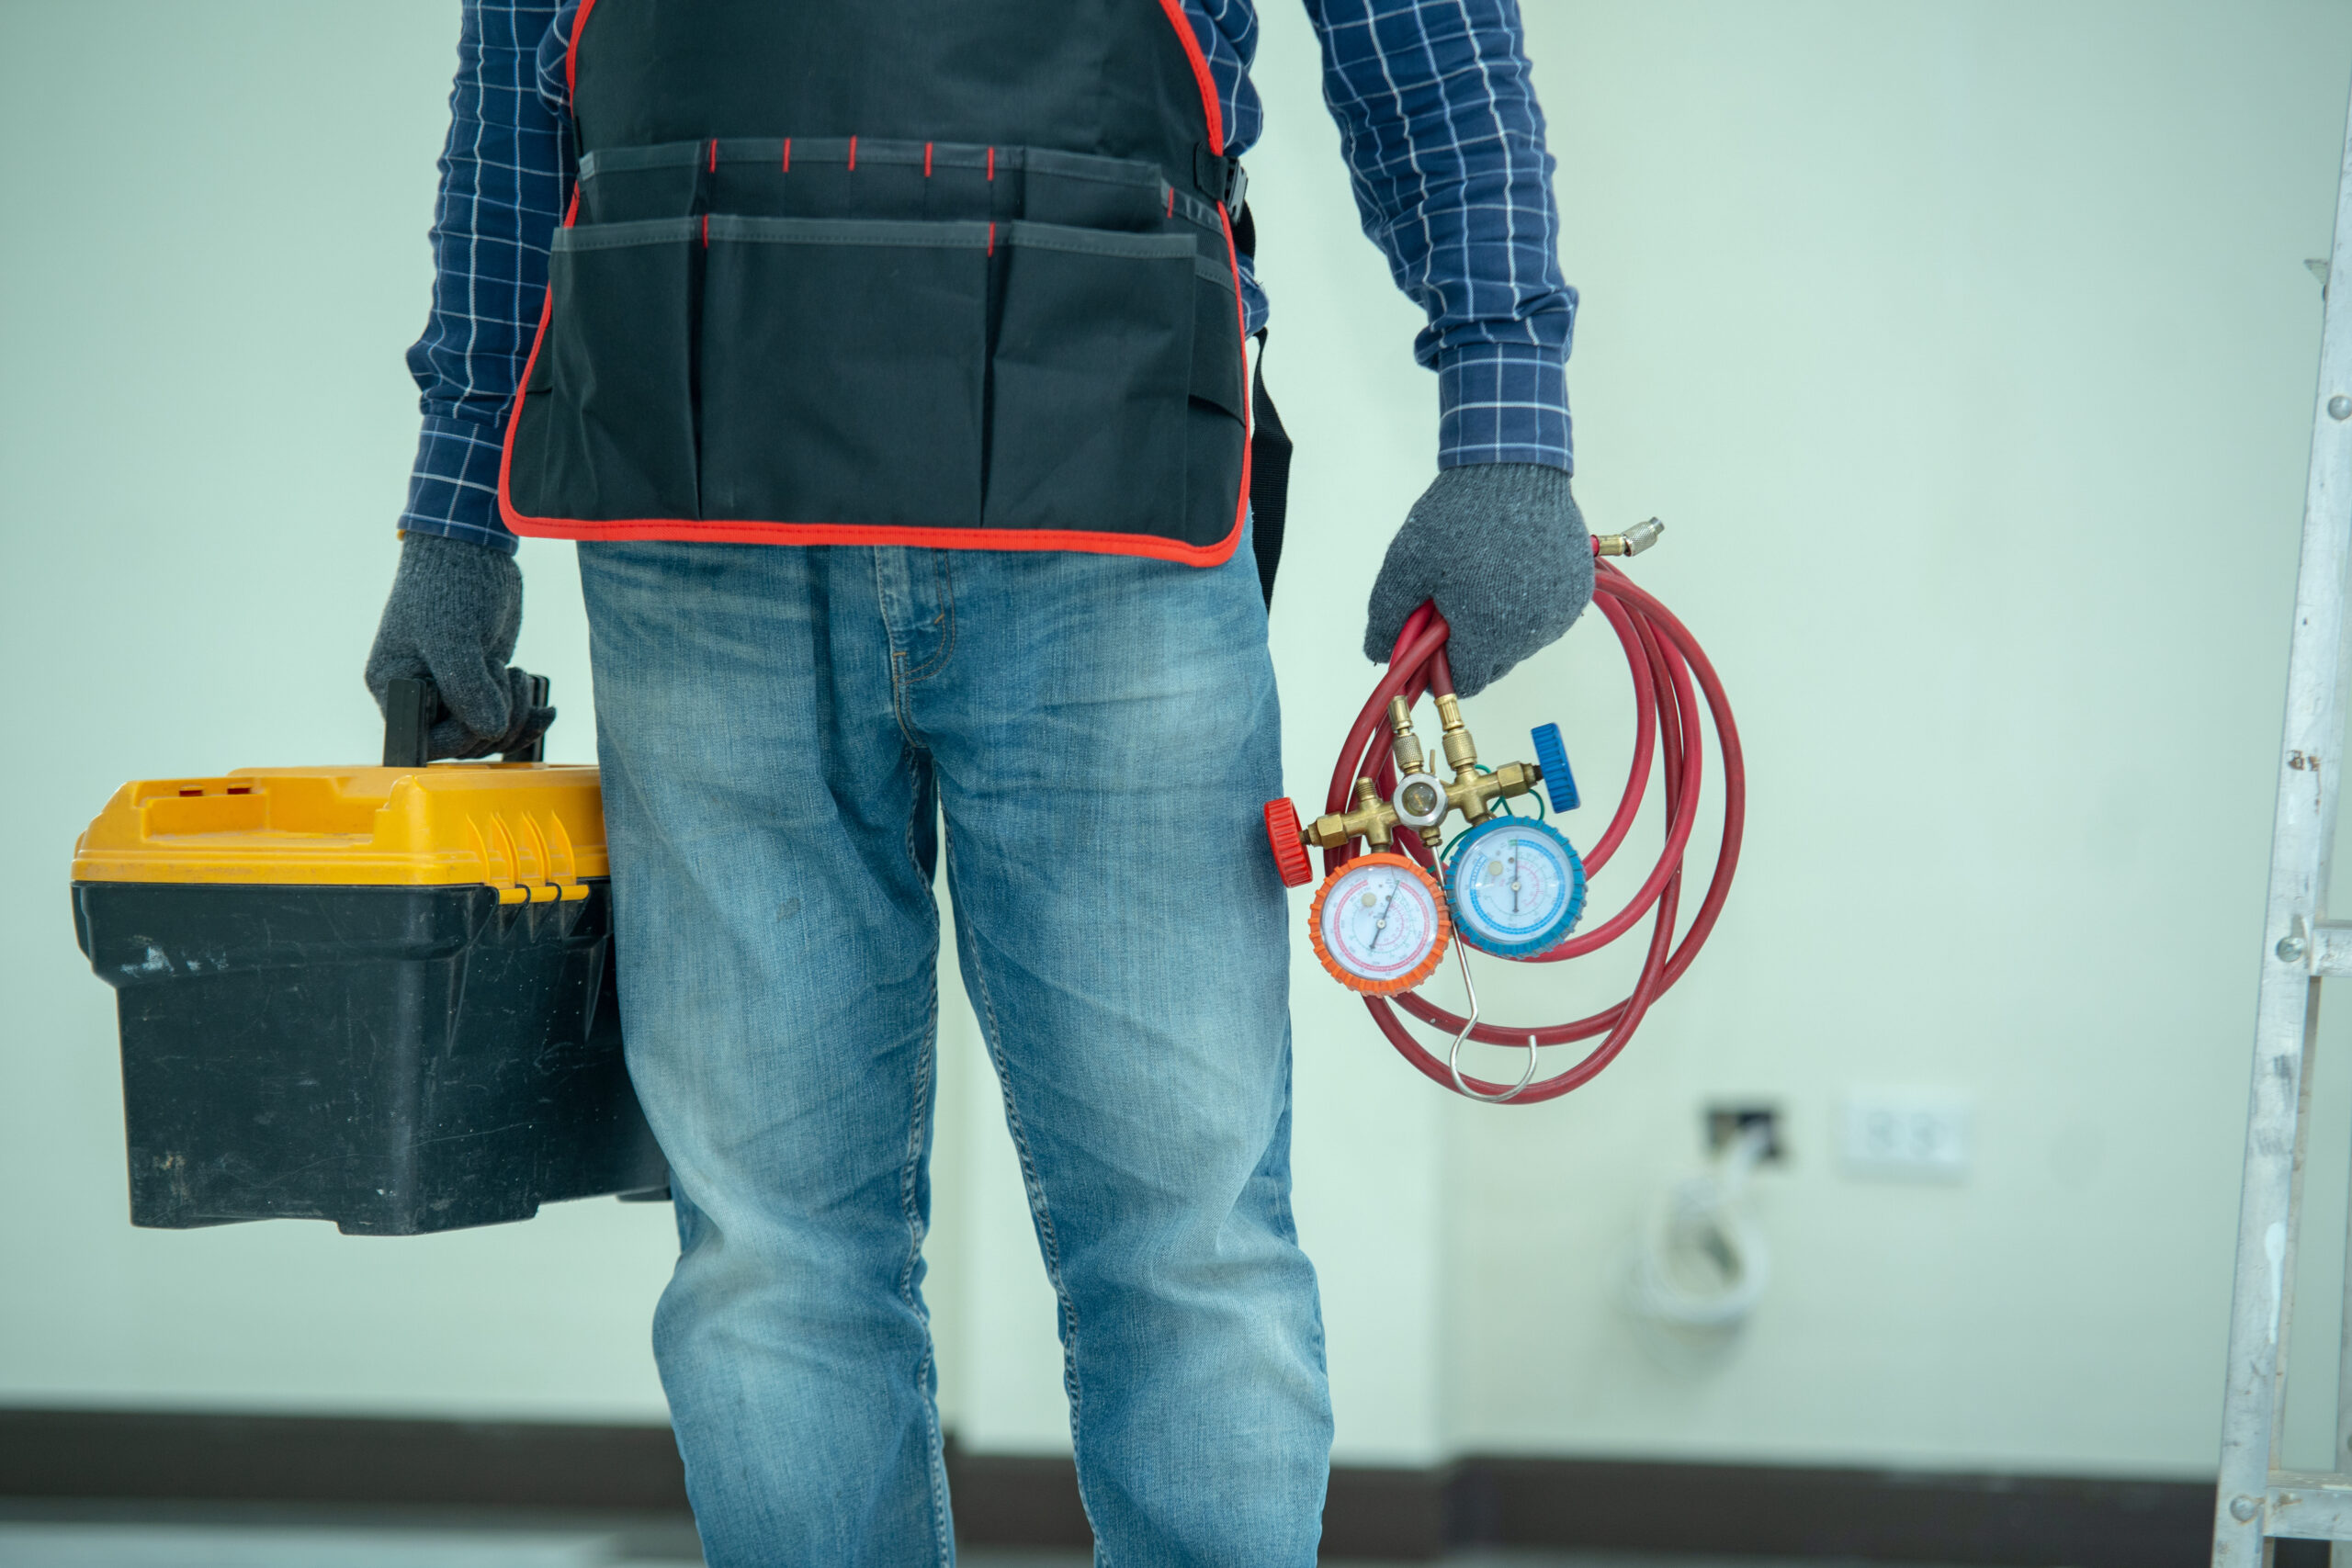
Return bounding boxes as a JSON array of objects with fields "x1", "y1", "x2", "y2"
[{"x1": 72, "y1": 764, "x2": 607, "y2": 902}]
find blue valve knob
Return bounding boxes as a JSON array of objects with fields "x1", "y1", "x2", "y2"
[{"x1": 1532, "y1": 723, "x2": 1578, "y2": 813}]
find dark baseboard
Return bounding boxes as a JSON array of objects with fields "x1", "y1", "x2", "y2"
[
  {"x1": 0, "y1": 1409, "x2": 688, "y2": 1514},
  {"x1": 933, "y1": 1453, "x2": 1449, "y2": 1561},
  {"x1": 937, "y1": 1448, "x2": 1090, "y2": 1551},
  {"x1": 1446, "y1": 1456, "x2": 2216, "y2": 1567},
  {"x1": 0, "y1": 1407, "x2": 2219, "y2": 1564},
  {"x1": 1325, "y1": 1464, "x2": 1448, "y2": 1559}
]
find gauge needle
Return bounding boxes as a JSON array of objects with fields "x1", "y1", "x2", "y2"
[
  {"x1": 1510, "y1": 844, "x2": 1521, "y2": 913},
  {"x1": 1368, "y1": 886, "x2": 1398, "y2": 949}
]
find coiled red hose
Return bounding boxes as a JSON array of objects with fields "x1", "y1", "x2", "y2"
[{"x1": 1318, "y1": 558, "x2": 1745, "y2": 1102}]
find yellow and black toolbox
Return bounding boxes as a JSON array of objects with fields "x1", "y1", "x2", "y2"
[{"x1": 69, "y1": 680, "x2": 667, "y2": 1235}]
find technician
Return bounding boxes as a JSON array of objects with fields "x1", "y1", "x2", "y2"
[{"x1": 366, "y1": 2, "x2": 1589, "y2": 1562}]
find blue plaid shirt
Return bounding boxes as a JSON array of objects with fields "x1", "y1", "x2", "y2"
[{"x1": 402, "y1": 0, "x2": 1577, "y2": 551}]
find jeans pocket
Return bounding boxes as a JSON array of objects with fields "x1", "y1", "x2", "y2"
[
  {"x1": 982, "y1": 223, "x2": 1197, "y2": 535},
  {"x1": 522, "y1": 219, "x2": 702, "y2": 522},
  {"x1": 698, "y1": 216, "x2": 990, "y2": 527}
]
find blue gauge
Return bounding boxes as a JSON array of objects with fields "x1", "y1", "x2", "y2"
[{"x1": 1444, "y1": 817, "x2": 1587, "y2": 958}]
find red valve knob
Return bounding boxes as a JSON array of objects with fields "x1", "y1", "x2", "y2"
[{"x1": 1262, "y1": 798, "x2": 1313, "y2": 887}]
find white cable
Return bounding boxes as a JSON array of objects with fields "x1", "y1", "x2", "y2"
[{"x1": 1620, "y1": 1122, "x2": 1772, "y2": 1337}]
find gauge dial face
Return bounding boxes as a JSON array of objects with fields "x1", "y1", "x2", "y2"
[
  {"x1": 1446, "y1": 818, "x2": 1587, "y2": 957},
  {"x1": 1309, "y1": 853, "x2": 1451, "y2": 995}
]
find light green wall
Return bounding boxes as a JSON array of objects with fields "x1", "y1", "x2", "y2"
[
  {"x1": 1422, "y1": 0, "x2": 2352, "y2": 1477},
  {"x1": 3, "y1": 0, "x2": 2348, "y2": 1479},
  {"x1": 0, "y1": 0, "x2": 678, "y2": 1425}
]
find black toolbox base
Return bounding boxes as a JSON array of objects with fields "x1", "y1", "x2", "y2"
[{"x1": 74, "y1": 880, "x2": 668, "y2": 1235}]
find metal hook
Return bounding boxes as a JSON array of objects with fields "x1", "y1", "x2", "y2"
[{"x1": 1444, "y1": 938, "x2": 1538, "y2": 1103}]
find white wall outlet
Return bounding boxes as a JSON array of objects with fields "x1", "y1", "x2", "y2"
[{"x1": 1840, "y1": 1090, "x2": 1972, "y2": 1181}]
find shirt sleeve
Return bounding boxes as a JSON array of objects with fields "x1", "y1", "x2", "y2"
[
  {"x1": 398, "y1": 0, "x2": 574, "y2": 553},
  {"x1": 1302, "y1": 0, "x2": 1577, "y2": 472}
]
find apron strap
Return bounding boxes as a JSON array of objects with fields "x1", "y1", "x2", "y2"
[{"x1": 1250, "y1": 327, "x2": 1292, "y2": 609}]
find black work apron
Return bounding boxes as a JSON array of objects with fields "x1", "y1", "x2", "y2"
[{"x1": 498, "y1": 0, "x2": 1252, "y2": 568}]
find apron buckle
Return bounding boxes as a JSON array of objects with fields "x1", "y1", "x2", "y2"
[{"x1": 1193, "y1": 144, "x2": 1248, "y2": 211}]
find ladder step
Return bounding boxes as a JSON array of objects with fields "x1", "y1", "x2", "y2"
[
  {"x1": 2310, "y1": 919, "x2": 2352, "y2": 976},
  {"x1": 2266, "y1": 1471, "x2": 2352, "y2": 1539}
]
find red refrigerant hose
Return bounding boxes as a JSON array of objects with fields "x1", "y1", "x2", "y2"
[{"x1": 1315, "y1": 557, "x2": 1745, "y2": 1102}]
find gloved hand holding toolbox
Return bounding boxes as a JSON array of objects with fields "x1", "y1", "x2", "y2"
[{"x1": 69, "y1": 676, "x2": 667, "y2": 1235}]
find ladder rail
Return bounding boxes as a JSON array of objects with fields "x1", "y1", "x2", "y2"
[{"x1": 2213, "y1": 58, "x2": 2352, "y2": 1567}]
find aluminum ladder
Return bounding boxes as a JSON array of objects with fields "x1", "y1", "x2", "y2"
[{"x1": 2214, "y1": 66, "x2": 2352, "y2": 1568}]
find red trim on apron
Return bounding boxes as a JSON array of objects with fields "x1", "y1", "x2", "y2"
[
  {"x1": 1217, "y1": 202, "x2": 1253, "y2": 550},
  {"x1": 564, "y1": 0, "x2": 597, "y2": 101},
  {"x1": 1153, "y1": 0, "x2": 1223, "y2": 152},
  {"x1": 501, "y1": 511, "x2": 1249, "y2": 565}
]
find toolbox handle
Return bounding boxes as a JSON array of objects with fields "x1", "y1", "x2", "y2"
[{"x1": 383, "y1": 675, "x2": 551, "y2": 767}]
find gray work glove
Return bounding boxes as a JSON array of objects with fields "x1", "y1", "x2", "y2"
[
  {"x1": 364, "y1": 534, "x2": 555, "y2": 760},
  {"x1": 1363, "y1": 463, "x2": 1595, "y2": 698}
]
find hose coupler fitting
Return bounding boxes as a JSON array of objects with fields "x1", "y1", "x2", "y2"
[
  {"x1": 1594, "y1": 517, "x2": 1666, "y2": 558},
  {"x1": 1387, "y1": 696, "x2": 1427, "y2": 776},
  {"x1": 1435, "y1": 694, "x2": 1478, "y2": 775}
]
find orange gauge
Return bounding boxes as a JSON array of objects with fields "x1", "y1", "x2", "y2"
[{"x1": 1307, "y1": 852, "x2": 1452, "y2": 996}]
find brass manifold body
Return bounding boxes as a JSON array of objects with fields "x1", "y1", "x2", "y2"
[{"x1": 1300, "y1": 694, "x2": 1543, "y2": 853}]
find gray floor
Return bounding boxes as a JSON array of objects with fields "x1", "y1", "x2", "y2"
[
  {"x1": 0, "y1": 1508, "x2": 1957, "y2": 1567},
  {"x1": 958, "y1": 1557, "x2": 1951, "y2": 1568},
  {"x1": 0, "y1": 1541, "x2": 1941, "y2": 1567}
]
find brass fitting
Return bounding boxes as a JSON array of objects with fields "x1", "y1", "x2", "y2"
[
  {"x1": 1593, "y1": 517, "x2": 1665, "y2": 557},
  {"x1": 1435, "y1": 694, "x2": 1477, "y2": 775},
  {"x1": 1295, "y1": 698, "x2": 1543, "y2": 853},
  {"x1": 1303, "y1": 777, "x2": 1396, "y2": 851},
  {"x1": 1387, "y1": 696, "x2": 1427, "y2": 776},
  {"x1": 1442, "y1": 760, "x2": 1541, "y2": 826},
  {"x1": 1431, "y1": 694, "x2": 1541, "y2": 827},
  {"x1": 1353, "y1": 777, "x2": 1394, "y2": 851}
]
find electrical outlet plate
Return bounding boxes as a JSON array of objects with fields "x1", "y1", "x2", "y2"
[
  {"x1": 1704, "y1": 1103, "x2": 1785, "y2": 1164},
  {"x1": 1840, "y1": 1089, "x2": 1971, "y2": 1181}
]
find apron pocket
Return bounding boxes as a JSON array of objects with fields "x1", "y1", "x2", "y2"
[
  {"x1": 1185, "y1": 255, "x2": 1250, "y2": 545},
  {"x1": 1189, "y1": 260, "x2": 1246, "y2": 422},
  {"x1": 524, "y1": 219, "x2": 701, "y2": 523},
  {"x1": 984, "y1": 223, "x2": 1197, "y2": 537},
  {"x1": 698, "y1": 216, "x2": 990, "y2": 527}
]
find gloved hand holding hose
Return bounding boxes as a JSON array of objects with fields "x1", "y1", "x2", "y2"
[
  {"x1": 1363, "y1": 463, "x2": 1595, "y2": 697},
  {"x1": 364, "y1": 535, "x2": 555, "y2": 760}
]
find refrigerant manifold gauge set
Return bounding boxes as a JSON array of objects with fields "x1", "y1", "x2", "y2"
[
  {"x1": 1268, "y1": 699, "x2": 1587, "y2": 996},
  {"x1": 1261, "y1": 538, "x2": 1746, "y2": 1105}
]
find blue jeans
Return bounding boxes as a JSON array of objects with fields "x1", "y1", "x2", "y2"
[{"x1": 577, "y1": 535, "x2": 1331, "y2": 1567}]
